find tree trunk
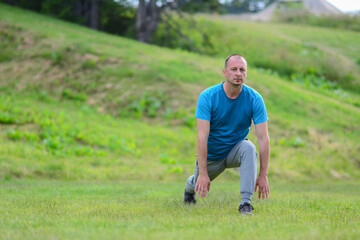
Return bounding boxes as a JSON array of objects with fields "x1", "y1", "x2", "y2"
[
  {"x1": 90, "y1": 0, "x2": 98, "y2": 30},
  {"x1": 136, "y1": 0, "x2": 146, "y2": 42},
  {"x1": 2, "y1": 0, "x2": 15, "y2": 5},
  {"x1": 74, "y1": 0, "x2": 84, "y2": 19},
  {"x1": 136, "y1": 0, "x2": 159, "y2": 43},
  {"x1": 74, "y1": 0, "x2": 98, "y2": 30}
]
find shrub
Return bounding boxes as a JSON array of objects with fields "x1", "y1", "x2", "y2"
[
  {"x1": 81, "y1": 59, "x2": 97, "y2": 69},
  {"x1": 356, "y1": 58, "x2": 360, "y2": 66},
  {"x1": 51, "y1": 51, "x2": 62, "y2": 64},
  {"x1": 160, "y1": 153, "x2": 176, "y2": 164},
  {"x1": 24, "y1": 131, "x2": 39, "y2": 142},
  {"x1": 121, "y1": 91, "x2": 166, "y2": 118},
  {"x1": 167, "y1": 166, "x2": 183, "y2": 174},
  {"x1": 6, "y1": 129, "x2": 23, "y2": 141},
  {"x1": 277, "y1": 136, "x2": 306, "y2": 148},
  {"x1": 62, "y1": 88, "x2": 87, "y2": 102},
  {"x1": 43, "y1": 136, "x2": 63, "y2": 151},
  {"x1": 0, "y1": 111, "x2": 16, "y2": 124}
]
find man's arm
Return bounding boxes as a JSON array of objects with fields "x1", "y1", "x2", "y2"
[
  {"x1": 254, "y1": 121, "x2": 270, "y2": 199},
  {"x1": 195, "y1": 118, "x2": 211, "y2": 198}
]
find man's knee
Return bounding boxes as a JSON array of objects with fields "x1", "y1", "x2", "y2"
[
  {"x1": 239, "y1": 141, "x2": 257, "y2": 173},
  {"x1": 242, "y1": 140, "x2": 257, "y2": 158}
]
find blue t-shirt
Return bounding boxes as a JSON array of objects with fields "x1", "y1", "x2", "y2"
[{"x1": 195, "y1": 82, "x2": 268, "y2": 161}]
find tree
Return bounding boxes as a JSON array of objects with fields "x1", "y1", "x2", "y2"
[
  {"x1": 3, "y1": 0, "x2": 99, "y2": 29},
  {"x1": 135, "y1": 0, "x2": 223, "y2": 44},
  {"x1": 224, "y1": 0, "x2": 276, "y2": 13},
  {"x1": 1, "y1": 0, "x2": 44, "y2": 11},
  {"x1": 73, "y1": 0, "x2": 99, "y2": 29},
  {"x1": 99, "y1": 0, "x2": 136, "y2": 36},
  {"x1": 136, "y1": 0, "x2": 161, "y2": 43}
]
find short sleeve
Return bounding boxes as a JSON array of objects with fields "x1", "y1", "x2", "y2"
[
  {"x1": 195, "y1": 91, "x2": 211, "y2": 121},
  {"x1": 253, "y1": 94, "x2": 268, "y2": 124}
]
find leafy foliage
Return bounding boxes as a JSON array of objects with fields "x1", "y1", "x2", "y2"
[{"x1": 2, "y1": 0, "x2": 137, "y2": 37}]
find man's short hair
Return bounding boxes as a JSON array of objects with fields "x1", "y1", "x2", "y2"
[{"x1": 224, "y1": 54, "x2": 247, "y2": 69}]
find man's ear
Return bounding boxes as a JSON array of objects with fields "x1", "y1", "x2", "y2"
[{"x1": 222, "y1": 69, "x2": 226, "y2": 76}]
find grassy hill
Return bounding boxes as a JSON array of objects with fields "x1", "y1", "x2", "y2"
[
  {"x1": 154, "y1": 13, "x2": 360, "y2": 92},
  {"x1": 0, "y1": 3, "x2": 359, "y2": 181}
]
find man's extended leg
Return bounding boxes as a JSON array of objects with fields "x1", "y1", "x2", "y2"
[
  {"x1": 185, "y1": 159, "x2": 226, "y2": 199},
  {"x1": 225, "y1": 139, "x2": 257, "y2": 205}
]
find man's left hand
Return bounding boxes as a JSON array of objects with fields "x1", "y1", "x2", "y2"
[{"x1": 255, "y1": 174, "x2": 269, "y2": 199}]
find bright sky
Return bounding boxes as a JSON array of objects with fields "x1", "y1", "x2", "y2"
[{"x1": 326, "y1": 0, "x2": 360, "y2": 12}]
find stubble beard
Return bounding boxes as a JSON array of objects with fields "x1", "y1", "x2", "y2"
[{"x1": 229, "y1": 78, "x2": 243, "y2": 89}]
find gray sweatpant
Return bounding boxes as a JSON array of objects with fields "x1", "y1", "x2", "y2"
[{"x1": 185, "y1": 139, "x2": 257, "y2": 204}]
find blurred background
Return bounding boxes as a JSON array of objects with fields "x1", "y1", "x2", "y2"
[{"x1": 0, "y1": 0, "x2": 359, "y2": 182}]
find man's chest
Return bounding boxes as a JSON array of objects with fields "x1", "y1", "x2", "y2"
[{"x1": 211, "y1": 100, "x2": 252, "y2": 129}]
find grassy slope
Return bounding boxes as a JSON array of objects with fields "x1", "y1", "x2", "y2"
[
  {"x1": 155, "y1": 14, "x2": 360, "y2": 91},
  {"x1": 0, "y1": 4, "x2": 359, "y2": 181}
]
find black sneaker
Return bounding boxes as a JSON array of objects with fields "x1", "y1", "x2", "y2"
[
  {"x1": 184, "y1": 190, "x2": 196, "y2": 204},
  {"x1": 238, "y1": 202, "x2": 254, "y2": 215}
]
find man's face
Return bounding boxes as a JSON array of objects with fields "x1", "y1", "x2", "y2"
[{"x1": 223, "y1": 56, "x2": 247, "y2": 87}]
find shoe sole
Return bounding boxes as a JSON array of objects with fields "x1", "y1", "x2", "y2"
[{"x1": 239, "y1": 211, "x2": 253, "y2": 215}]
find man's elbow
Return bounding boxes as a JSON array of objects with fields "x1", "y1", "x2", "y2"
[
  {"x1": 197, "y1": 133, "x2": 209, "y2": 142},
  {"x1": 259, "y1": 135, "x2": 270, "y2": 146}
]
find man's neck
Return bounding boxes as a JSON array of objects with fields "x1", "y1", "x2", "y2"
[{"x1": 223, "y1": 81, "x2": 243, "y2": 99}]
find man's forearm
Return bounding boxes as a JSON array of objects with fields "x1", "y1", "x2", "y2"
[
  {"x1": 258, "y1": 136, "x2": 270, "y2": 176},
  {"x1": 197, "y1": 137, "x2": 208, "y2": 176}
]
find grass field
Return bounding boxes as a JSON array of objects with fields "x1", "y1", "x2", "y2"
[{"x1": 1, "y1": 180, "x2": 359, "y2": 240}]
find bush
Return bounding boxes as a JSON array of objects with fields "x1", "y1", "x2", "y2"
[
  {"x1": 81, "y1": 59, "x2": 97, "y2": 69},
  {"x1": 62, "y1": 88, "x2": 87, "y2": 102},
  {"x1": 121, "y1": 91, "x2": 166, "y2": 118},
  {"x1": 51, "y1": 51, "x2": 62, "y2": 64},
  {"x1": 277, "y1": 136, "x2": 306, "y2": 148},
  {"x1": 0, "y1": 111, "x2": 16, "y2": 124},
  {"x1": 24, "y1": 131, "x2": 39, "y2": 142},
  {"x1": 6, "y1": 129, "x2": 23, "y2": 141}
]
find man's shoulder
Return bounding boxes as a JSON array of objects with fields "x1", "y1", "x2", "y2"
[
  {"x1": 243, "y1": 84, "x2": 263, "y2": 100},
  {"x1": 200, "y1": 82, "x2": 223, "y2": 97}
]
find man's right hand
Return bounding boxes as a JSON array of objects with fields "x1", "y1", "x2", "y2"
[{"x1": 195, "y1": 174, "x2": 211, "y2": 198}]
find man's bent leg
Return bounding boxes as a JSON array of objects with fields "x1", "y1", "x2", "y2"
[
  {"x1": 185, "y1": 159, "x2": 226, "y2": 194},
  {"x1": 225, "y1": 140, "x2": 257, "y2": 204}
]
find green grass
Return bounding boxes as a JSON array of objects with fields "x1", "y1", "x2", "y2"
[
  {"x1": 0, "y1": 180, "x2": 359, "y2": 240},
  {"x1": 1, "y1": 92, "x2": 359, "y2": 181},
  {"x1": 0, "y1": 94, "x2": 197, "y2": 181}
]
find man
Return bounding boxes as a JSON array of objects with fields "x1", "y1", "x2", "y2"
[{"x1": 184, "y1": 54, "x2": 270, "y2": 215}]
